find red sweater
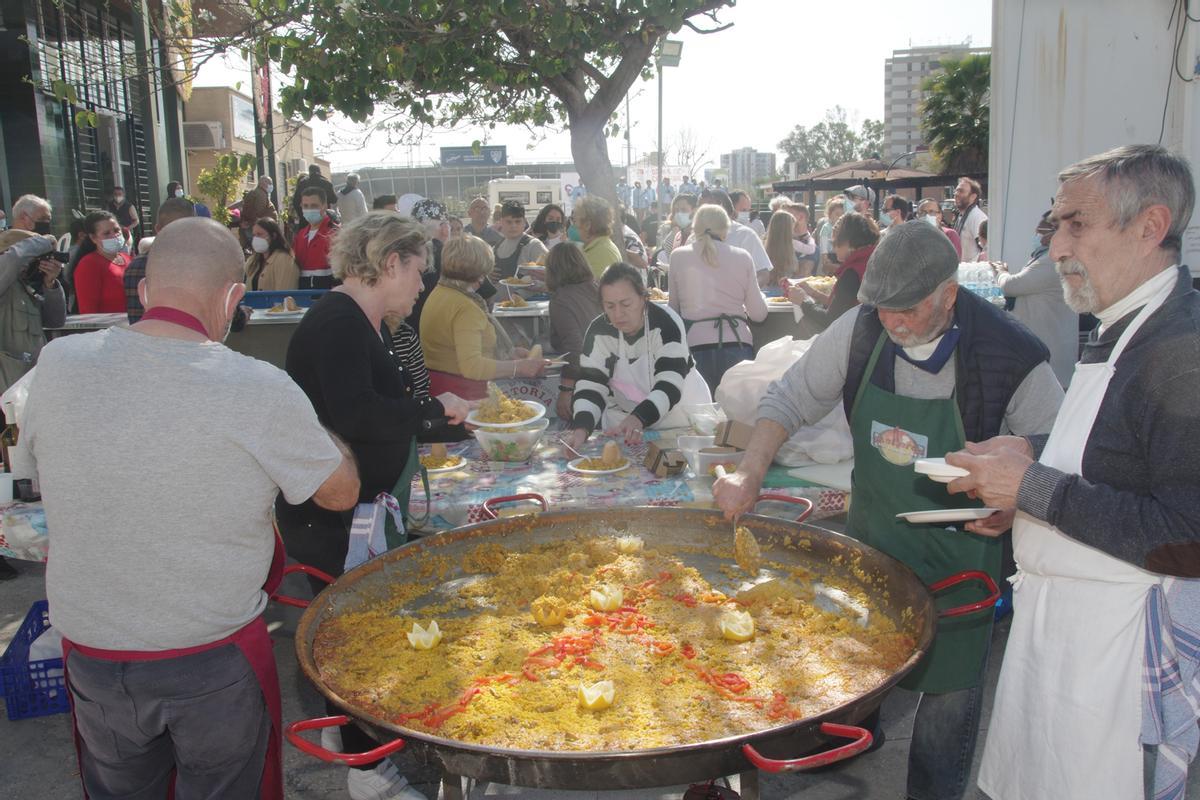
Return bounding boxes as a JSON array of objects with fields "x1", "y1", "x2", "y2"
[
  {"x1": 75, "y1": 251, "x2": 130, "y2": 313},
  {"x1": 292, "y1": 216, "x2": 337, "y2": 273}
]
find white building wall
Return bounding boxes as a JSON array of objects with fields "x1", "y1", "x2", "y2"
[{"x1": 990, "y1": 0, "x2": 1200, "y2": 275}]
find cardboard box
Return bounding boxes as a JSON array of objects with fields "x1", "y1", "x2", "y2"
[
  {"x1": 643, "y1": 442, "x2": 687, "y2": 477},
  {"x1": 714, "y1": 419, "x2": 755, "y2": 450}
]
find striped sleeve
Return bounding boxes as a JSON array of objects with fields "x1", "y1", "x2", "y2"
[
  {"x1": 571, "y1": 317, "x2": 618, "y2": 435},
  {"x1": 389, "y1": 323, "x2": 432, "y2": 401},
  {"x1": 633, "y1": 304, "x2": 689, "y2": 427}
]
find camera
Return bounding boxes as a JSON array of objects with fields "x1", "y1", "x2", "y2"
[{"x1": 24, "y1": 251, "x2": 68, "y2": 285}]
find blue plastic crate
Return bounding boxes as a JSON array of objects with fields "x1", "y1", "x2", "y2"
[
  {"x1": 242, "y1": 289, "x2": 327, "y2": 309},
  {"x1": 0, "y1": 600, "x2": 69, "y2": 720}
]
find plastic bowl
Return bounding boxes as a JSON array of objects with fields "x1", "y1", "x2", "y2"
[
  {"x1": 474, "y1": 419, "x2": 550, "y2": 462},
  {"x1": 684, "y1": 403, "x2": 727, "y2": 435},
  {"x1": 684, "y1": 446, "x2": 746, "y2": 477}
]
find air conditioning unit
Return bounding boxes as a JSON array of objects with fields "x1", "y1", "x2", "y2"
[
  {"x1": 289, "y1": 158, "x2": 308, "y2": 174},
  {"x1": 183, "y1": 121, "x2": 225, "y2": 150}
]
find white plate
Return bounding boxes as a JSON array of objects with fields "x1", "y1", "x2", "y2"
[
  {"x1": 896, "y1": 508, "x2": 1000, "y2": 524},
  {"x1": 422, "y1": 456, "x2": 468, "y2": 474},
  {"x1": 517, "y1": 264, "x2": 545, "y2": 273},
  {"x1": 465, "y1": 400, "x2": 547, "y2": 429},
  {"x1": 499, "y1": 278, "x2": 537, "y2": 288},
  {"x1": 494, "y1": 300, "x2": 549, "y2": 313},
  {"x1": 567, "y1": 457, "x2": 631, "y2": 475},
  {"x1": 544, "y1": 359, "x2": 568, "y2": 368},
  {"x1": 914, "y1": 457, "x2": 970, "y2": 483},
  {"x1": 263, "y1": 308, "x2": 305, "y2": 317}
]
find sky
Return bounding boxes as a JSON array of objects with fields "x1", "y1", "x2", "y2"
[{"x1": 195, "y1": 0, "x2": 993, "y2": 172}]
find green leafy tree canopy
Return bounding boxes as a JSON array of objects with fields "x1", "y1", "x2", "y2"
[
  {"x1": 196, "y1": 152, "x2": 256, "y2": 225},
  {"x1": 226, "y1": 0, "x2": 735, "y2": 207},
  {"x1": 920, "y1": 53, "x2": 990, "y2": 173},
  {"x1": 777, "y1": 107, "x2": 882, "y2": 175}
]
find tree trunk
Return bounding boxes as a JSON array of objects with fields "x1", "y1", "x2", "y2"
[{"x1": 569, "y1": 113, "x2": 619, "y2": 210}]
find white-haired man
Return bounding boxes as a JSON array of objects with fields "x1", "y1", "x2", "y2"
[{"x1": 948, "y1": 144, "x2": 1200, "y2": 799}]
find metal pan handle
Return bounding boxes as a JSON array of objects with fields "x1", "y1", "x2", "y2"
[
  {"x1": 930, "y1": 569, "x2": 1001, "y2": 618},
  {"x1": 481, "y1": 492, "x2": 549, "y2": 520},
  {"x1": 754, "y1": 493, "x2": 814, "y2": 524},
  {"x1": 286, "y1": 715, "x2": 406, "y2": 766},
  {"x1": 271, "y1": 564, "x2": 335, "y2": 609},
  {"x1": 742, "y1": 721, "x2": 872, "y2": 772}
]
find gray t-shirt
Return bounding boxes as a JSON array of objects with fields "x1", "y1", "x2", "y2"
[
  {"x1": 495, "y1": 235, "x2": 549, "y2": 266},
  {"x1": 24, "y1": 327, "x2": 342, "y2": 650},
  {"x1": 759, "y1": 306, "x2": 1063, "y2": 437}
]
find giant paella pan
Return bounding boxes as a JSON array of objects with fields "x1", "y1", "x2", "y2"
[{"x1": 285, "y1": 493, "x2": 997, "y2": 791}]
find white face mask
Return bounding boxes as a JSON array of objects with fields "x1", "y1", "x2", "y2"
[
  {"x1": 922, "y1": 213, "x2": 940, "y2": 228},
  {"x1": 251, "y1": 236, "x2": 270, "y2": 253},
  {"x1": 736, "y1": 211, "x2": 750, "y2": 223},
  {"x1": 174, "y1": 189, "x2": 185, "y2": 199},
  {"x1": 101, "y1": 236, "x2": 123, "y2": 254},
  {"x1": 113, "y1": 195, "x2": 124, "y2": 204},
  {"x1": 673, "y1": 212, "x2": 691, "y2": 228},
  {"x1": 220, "y1": 283, "x2": 238, "y2": 343}
]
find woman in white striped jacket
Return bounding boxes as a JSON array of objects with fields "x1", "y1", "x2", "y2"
[{"x1": 567, "y1": 263, "x2": 711, "y2": 450}]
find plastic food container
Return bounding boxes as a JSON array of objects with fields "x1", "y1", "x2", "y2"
[
  {"x1": 683, "y1": 446, "x2": 746, "y2": 477},
  {"x1": 684, "y1": 403, "x2": 727, "y2": 435},
  {"x1": 474, "y1": 419, "x2": 551, "y2": 462}
]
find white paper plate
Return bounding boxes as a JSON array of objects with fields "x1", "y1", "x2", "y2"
[
  {"x1": 494, "y1": 300, "x2": 549, "y2": 312},
  {"x1": 499, "y1": 278, "x2": 537, "y2": 288},
  {"x1": 466, "y1": 400, "x2": 547, "y2": 429},
  {"x1": 422, "y1": 456, "x2": 468, "y2": 474},
  {"x1": 567, "y1": 457, "x2": 631, "y2": 475},
  {"x1": 263, "y1": 308, "x2": 305, "y2": 317},
  {"x1": 896, "y1": 508, "x2": 1000, "y2": 524},
  {"x1": 914, "y1": 457, "x2": 970, "y2": 483}
]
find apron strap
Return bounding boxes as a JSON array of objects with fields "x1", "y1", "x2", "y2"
[
  {"x1": 683, "y1": 313, "x2": 750, "y2": 349},
  {"x1": 849, "y1": 331, "x2": 889, "y2": 421}
]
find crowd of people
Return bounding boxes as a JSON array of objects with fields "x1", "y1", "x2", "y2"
[{"x1": 2, "y1": 143, "x2": 1198, "y2": 800}]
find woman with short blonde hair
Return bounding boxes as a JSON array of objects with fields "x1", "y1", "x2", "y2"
[
  {"x1": 420, "y1": 234, "x2": 546, "y2": 399},
  {"x1": 667, "y1": 203, "x2": 768, "y2": 391},
  {"x1": 574, "y1": 196, "x2": 623, "y2": 278},
  {"x1": 329, "y1": 212, "x2": 426, "y2": 285}
]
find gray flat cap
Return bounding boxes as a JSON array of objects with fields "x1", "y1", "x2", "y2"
[
  {"x1": 844, "y1": 185, "x2": 875, "y2": 204},
  {"x1": 858, "y1": 219, "x2": 959, "y2": 310}
]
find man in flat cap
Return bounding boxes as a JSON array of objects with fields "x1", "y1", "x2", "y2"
[{"x1": 714, "y1": 220, "x2": 1064, "y2": 800}]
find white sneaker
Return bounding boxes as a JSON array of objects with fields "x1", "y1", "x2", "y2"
[{"x1": 346, "y1": 758, "x2": 429, "y2": 800}]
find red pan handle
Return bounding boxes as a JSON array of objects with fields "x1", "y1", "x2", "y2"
[
  {"x1": 742, "y1": 722, "x2": 873, "y2": 772},
  {"x1": 754, "y1": 493, "x2": 815, "y2": 524},
  {"x1": 481, "y1": 492, "x2": 549, "y2": 520},
  {"x1": 930, "y1": 570, "x2": 1001, "y2": 618},
  {"x1": 286, "y1": 715, "x2": 405, "y2": 766},
  {"x1": 271, "y1": 564, "x2": 336, "y2": 609}
]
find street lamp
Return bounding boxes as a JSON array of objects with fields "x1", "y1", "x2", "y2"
[{"x1": 657, "y1": 39, "x2": 683, "y2": 195}]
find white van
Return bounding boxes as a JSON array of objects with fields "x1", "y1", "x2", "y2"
[{"x1": 486, "y1": 178, "x2": 561, "y2": 223}]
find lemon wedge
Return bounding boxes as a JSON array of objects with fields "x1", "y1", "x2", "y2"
[
  {"x1": 718, "y1": 610, "x2": 755, "y2": 642},
  {"x1": 589, "y1": 585, "x2": 624, "y2": 611},
  {"x1": 531, "y1": 595, "x2": 569, "y2": 627},
  {"x1": 406, "y1": 621, "x2": 443, "y2": 650},
  {"x1": 615, "y1": 535, "x2": 644, "y2": 554},
  {"x1": 578, "y1": 680, "x2": 615, "y2": 710}
]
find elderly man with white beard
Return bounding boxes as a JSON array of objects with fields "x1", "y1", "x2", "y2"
[{"x1": 946, "y1": 144, "x2": 1200, "y2": 800}]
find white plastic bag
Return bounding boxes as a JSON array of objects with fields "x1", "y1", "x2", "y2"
[{"x1": 714, "y1": 336, "x2": 852, "y2": 467}]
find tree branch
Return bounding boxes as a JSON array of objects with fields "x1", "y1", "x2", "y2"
[{"x1": 683, "y1": 17, "x2": 734, "y2": 34}]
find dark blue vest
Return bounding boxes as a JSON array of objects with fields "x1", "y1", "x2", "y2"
[{"x1": 842, "y1": 289, "x2": 1050, "y2": 442}]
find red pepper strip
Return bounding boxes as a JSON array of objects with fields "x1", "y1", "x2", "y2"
[
  {"x1": 396, "y1": 702, "x2": 439, "y2": 723},
  {"x1": 524, "y1": 656, "x2": 561, "y2": 668},
  {"x1": 662, "y1": 675, "x2": 678, "y2": 685},
  {"x1": 714, "y1": 672, "x2": 752, "y2": 694},
  {"x1": 617, "y1": 605, "x2": 640, "y2": 613},
  {"x1": 522, "y1": 666, "x2": 539, "y2": 682},
  {"x1": 650, "y1": 640, "x2": 675, "y2": 656},
  {"x1": 580, "y1": 658, "x2": 605, "y2": 670},
  {"x1": 581, "y1": 614, "x2": 606, "y2": 628},
  {"x1": 527, "y1": 645, "x2": 554, "y2": 657},
  {"x1": 681, "y1": 643, "x2": 696, "y2": 659},
  {"x1": 659, "y1": 571, "x2": 674, "y2": 582},
  {"x1": 673, "y1": 593, "x2": 698, "y2": 608}
]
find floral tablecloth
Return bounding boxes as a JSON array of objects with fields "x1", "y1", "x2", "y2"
[{"x1": 409, "y1": 426, "x2": 849, "y2": 532}]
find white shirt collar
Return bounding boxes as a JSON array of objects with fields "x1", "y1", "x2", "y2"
[{"x1": 1096, "y1": 264, "x2": 1178, "y2": 334}]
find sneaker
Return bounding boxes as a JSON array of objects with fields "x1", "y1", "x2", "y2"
[
  {"x1": 346, "y1": 759, "x2": 428, "y2": 800},
  {"x1": 0, "y1": 557, "x2": 17, "y2": 581}
]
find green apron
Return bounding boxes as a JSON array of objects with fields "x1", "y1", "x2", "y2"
[
  {"x1": 383, "y1": 439, "x2": 429, "y2": 548},
  {"x1": 846, "y1": 332, "x2": 1000, "y2": 693}
]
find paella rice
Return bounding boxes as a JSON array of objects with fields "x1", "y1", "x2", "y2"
[
  {"x1": 313, "y1": 534, "x2": 915, "y2": 751},
  {"x1": 474, "y1": 383, "x2": 537, "y2": 424}
]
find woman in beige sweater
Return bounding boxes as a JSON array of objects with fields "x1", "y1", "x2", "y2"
[{"x1": 244, "y1": 218, "x2": 299, "y2": 291}]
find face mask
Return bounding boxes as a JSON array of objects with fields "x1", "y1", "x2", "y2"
[
  {"x1": 251, "y1": 236, "x2": 270, "y2": 253},
  {"x1": 922, "y1": 213, "x2": 940, "y2": 228},
  {"x1": 264, "y1": 184, "x2": 273, "y2": 195},
  {"x1": 303, "y1": 209, "x2": 323, "y2": 225},
  {"x1": 221, "y1": 283, "x2": 238, "y2": 343},
  {"x1": 0, "y1": 220, "x2": 6, "y2": 231},
  {"x1": 113, "y1": 195, "x2": 124, "y2": 204},
  {"x1": 34, "y1": 220, "x2": 52, "y2": 235},
  {"x1": 174, "y1": 189, "x2": 185, "y2": 199},
  {"x1": 673, "y1": 212, "x2": 691, "y2": 228},
  {"x1": 101, "y1": 236, "x2": 123, "y2": 254},
  {"x1": 736, "y1": 211, "x2": 750, "y2": 224},
  {"x1": 567, "y1": 224, "x2": 582, "y2": 243},
  {"x1": 545, "y1": 220, "x2": 562, "y2": 234}
]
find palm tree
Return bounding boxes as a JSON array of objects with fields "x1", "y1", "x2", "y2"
[{"x1": 920, "y1": 54, "x2": 990, "y2": 174}]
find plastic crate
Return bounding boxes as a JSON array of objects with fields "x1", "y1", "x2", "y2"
[
  {"x1": 0, "y1": 600, "x2": 69, "y2": 720},
  {"x1": 242, "y1": 289, "x2": 327, "y2": 309}
]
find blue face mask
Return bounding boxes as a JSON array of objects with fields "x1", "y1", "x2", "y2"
[
  {"x1": 1032, "y1": 234, "x2": 1048, "y2": 253},
  {"x1": 303, "y1": 209, "x2": 323, "y2": 225},
  {"x1": 567, "y1": 224, "x2": 582, "y2": 243}
]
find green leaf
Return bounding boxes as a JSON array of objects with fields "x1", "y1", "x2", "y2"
[{"x1": 73, "y1": 110, "x2": 89, "y2": 128}]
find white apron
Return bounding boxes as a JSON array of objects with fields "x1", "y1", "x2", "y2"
[
  {"x1": 979, "y1": 284, "x2": 1174, "y2": 800},
  {"x1": 603, "y1": 308, "x2": 711, "y2": 431}
]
